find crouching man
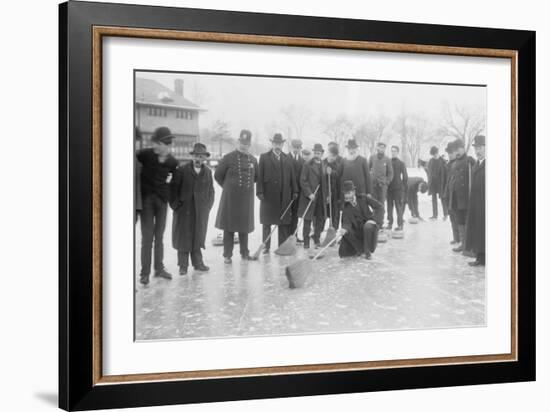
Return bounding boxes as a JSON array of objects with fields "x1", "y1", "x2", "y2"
[
  {"x1": 338, "y1": 180, "x2": 383, "y2": 260},
  {"x1": 170, "y1": 143, "x2": 215, "y2": 275}
]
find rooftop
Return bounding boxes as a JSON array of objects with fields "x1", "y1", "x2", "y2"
[{"x1": 135, "y1": 77, "x2": 202, "y2": 110}]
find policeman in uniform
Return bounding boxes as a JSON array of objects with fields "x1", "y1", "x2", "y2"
[{"x1": 214, "y1": 129, "x2": 259, "y2": 263}]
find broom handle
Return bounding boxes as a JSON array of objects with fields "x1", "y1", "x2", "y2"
[
  {"x1": 291, "y1": 184, "x2": 320, "y2": 237},
  {"x1": 261, "y1": 198, "x2": 295, "y2": 246},
  {"x1": 328, "y1": 170, "x2": 333, "y2": 226},
  {"x1": 311, "y1": 232, "x2": 342, "y2": 261}
]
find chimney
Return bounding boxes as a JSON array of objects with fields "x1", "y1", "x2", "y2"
[{"x1": 174, "y1": 79, "x2": 184, "y2": 96}]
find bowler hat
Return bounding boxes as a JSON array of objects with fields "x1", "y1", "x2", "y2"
[
  {"x1": 472, "y1": 135, "x2": 486, "y2": 146},
  {"x1": 151, "y1": 126, "x2": 175, "y2": 144},
  {"x1": 290, "y1": 139, "x2": 303, "y2": 149},
  {"x1": 239, "y1": 129, "x2": 252, "y2": 144},
  {"x1": 190, "y1": 142, "x2": 210, "y2": 157},
  {"x1": 454, "y1": 138, "x2": 465, "y2": 149},
  {"x1": 342, "y1": 180, "x2": 356, "y2": 193},
  {"x1": 313, "y1": 143, "x2": 324, "y2": 153},
  {"x1": 445, "y1": 141, "x2": 456, "y2": 153},
  {"x1": 270, "y1": 133, "x2": 285, "y2": 144},
  {"x1": 346, "y1": 139, "x2": 359, "y2": 149}
]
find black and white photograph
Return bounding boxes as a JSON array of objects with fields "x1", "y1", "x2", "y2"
[{"x1": 134, "y1": 70, "x2": 487, "y2": 341}]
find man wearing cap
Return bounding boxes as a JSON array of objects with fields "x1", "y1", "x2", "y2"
[
  {"x1": 214, "y1": 129, "x2": 259, "y2": 263},
  {"x1": 341, "y1": 138, "x2": 372, "y2": 206},
  {"x1": 338, "y1": 180, "x2": 383, "y2": 260},
  {"x1": 447, "y1": 138, "x2": 477, "y2": 253},
  {"x1": 387, "y1": 145, "x2": 408, "y2": 231},
  {"x1": 257, "y1": 133, "x2": 299, "y2": 253},
  {"x1": 289, "y1": 139, "x2": 305, "y2": 240},
  {"x1": 427, "y1": 146, "x2": 448, "y2": 220},
  {"x1": 323, "y1": 144, "x2": 343, "y2": 230},
  {"x1": 464, "y1": 135, "x2": 486, "y2": 266},
  {"x1": 369, "y1": 142, "x2": 394, "y2": 225},
  {"x1": 442, "y1": 141, "x2": 460, "y2": 245},
  {"x1": 136, "y1": 126, "x2": 179, "y2": 285},
  {"x1": 170, "y1": 143, "x2": 215, "y2": 275},
  {"x1": 298, "y1": 143, "x2": 328, "y2": 248}
]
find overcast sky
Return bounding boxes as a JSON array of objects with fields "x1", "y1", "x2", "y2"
[{"x1": 136, "y1": 70, "x2": 486, "y2": 146}]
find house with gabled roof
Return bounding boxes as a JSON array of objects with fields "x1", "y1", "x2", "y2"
[{"x1": 135, "y1": 77, "x2": 205, "y2": 159}]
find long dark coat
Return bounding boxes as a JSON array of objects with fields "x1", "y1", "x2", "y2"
[
  {"x1": 289, "y1": 153, "x2": 305, "y2": 187},
  {"x1": 448, "y1": 154, "x2": 476, "y2": 211},
  {"x1": 341, "y1": 155, "x2": 372, "y2": 198},
  {"x1": 169, "y1": 163, "x2": 215, "y2": 252},
  {"x1": 214, "y1": 150, "x2": 258, "y2": 233},
  {"x1": 339, "y1": 196, "x2": 382, "y2": 256},
  {"x1": 257, "y1": 150, "x2": 298, "y2": 225},
  {"x1": 465, "y1": 160, "x2": 485, "y2": 254},
  {"x1": 297, "y1": 159, "x2": 328, "y2": 221},
  {"x1": 427, "y1": 157, "x2": 447, "y2": 196}
]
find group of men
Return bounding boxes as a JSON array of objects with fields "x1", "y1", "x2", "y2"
[
  {"x1": 135, "y1": 125, "x2": 485, "y2": 285},
  {"x1": 438, "y1": 136, "x2": 486, "y2": 267}
]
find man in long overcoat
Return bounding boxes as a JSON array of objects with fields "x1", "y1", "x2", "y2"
[
  {"x1": 442, "y1": 141, "x2": 460, "y2": 244},
  {"x1": 465, "y1": 135, "x2": 486, "y2": 266},
  {"x1": 341, "y1": 138, "x2": 372, "y2": 203},
  {"x1": 170, "y1": 143, "x2": 215, "y2": 275},
  {"x1": 323, "y1": 144, "x2": 343, "y2": 229},
  {"x1": 387, "y1": 145, "x2": 408, "y2": 231},
  {"x1": 288, "y1": 139, "x2": 305, "y2": 242},
  {"x1": 257, "y1": 133, "x2": 299, "y2": 252},
  {"x1": 298, "y1": 143, "x2": 328, "y2": 248},
  {"x1": 214, "y1": 129, "x2": 258, "y2": 263},
  {"x1": 427, "y1": 146, "x2": 448, "y2": 220},
  {"x1": 338, "y1": 180, "x2": 383, "y2": 260},
  {"x1": 448, "y1": 139, "x2": 477, "y2": 252}
]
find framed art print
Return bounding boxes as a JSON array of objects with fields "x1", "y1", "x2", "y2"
[{"x1": 59, "y1": 1, "x2": 535, "y2": 410}]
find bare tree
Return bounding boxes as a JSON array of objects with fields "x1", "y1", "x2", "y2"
[
  {"x1": 353, "y1": 114, "x2": 390, "y2": 157},
  {"x1": 207, "y1": 120, "x2": 231, "y2": 158},
  {"x1": 393, "y1": 112, "x2": 431, "y2": 167},
  {"x1": 438, "y1": 101, "x2": 486, "y2": 152},
  {"x1": 323, "y1": 115, "x2": 354, "y2": 148},
  {"x1": 280, "y1": 104, "x2": 313, "y2": 141}
]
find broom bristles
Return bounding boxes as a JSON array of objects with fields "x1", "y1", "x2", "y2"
[
  {"x1": 321, "y1": 227, "x2": 337, "y2": 247},
  {"x1": 285, "y1": 258, "x2": 310, "y2": 288},
  {"x1": 274, "y1": 236, "x2": 297, "y2": 256}
]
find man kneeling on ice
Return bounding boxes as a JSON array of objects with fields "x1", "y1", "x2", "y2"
[{"x1": 338, "y1": 180, "x2": 383, "y2": 260}]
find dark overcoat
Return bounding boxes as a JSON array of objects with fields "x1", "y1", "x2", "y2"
[
  {"x1": 257, "y1": 150, "x2": 298, "y2": 225},
  {"x1": 169, "y1": 162, "x2": 215, "y2": 252},
  {"x1": 442, "y1": 158, "x2": 455, "y2": 202},
  {"x1": 465, "y1": 160, "x2": 485, "y2": 254},
  {"x1": 297, "y1": 159, "x2": 328, "y2": 221},
  {"x1": 214, "y1": 149, "x2": 258, "y2": 233},
  {"x1": 289, "y1": 153, "x2": 305, "y2": 188},
  {"x1": 448, "y1": 154, "x2": 476, "y2": 211},
  {"x1": 427, "y1": 157, "x2": 447, "y2": 196},
  {"x1": 388, "y1": 157, "x2": 408, "y2": 193},
  {"x1": 339, "y1": 196, "x2": 382, "y2": 257},
  {"x1": 341, "y1": 155, "x2": 372, "y2": 198}
]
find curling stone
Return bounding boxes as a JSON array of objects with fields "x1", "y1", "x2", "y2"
[
  {"x1": 211, "y1": 233, "x2": 224, "y2": 246},
  {"x1": 408, "y1": 217, "x2": 419, "y2": 224},
  {"x1": 377, "y1": 230, "x2": 389, "y2": 243},
  {"x1": 392, "y1": 229, "x2": 404, "y2": 239}
]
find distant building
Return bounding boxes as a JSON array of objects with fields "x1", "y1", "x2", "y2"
[{"x1": 135, "y1": 77, "x2": 204, "y2": 159}]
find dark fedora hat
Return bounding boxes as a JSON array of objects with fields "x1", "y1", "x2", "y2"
[
  {"x1": 346, "y1": 138, "x2": 359, "y2": 149},
  {"x1": 239, "y1": 129, "x2": 252, "y2": 144},
  {"x1": 190, "y1": 142, "x2": 210, "y2": 157},
  {"x1": 312, "y1": 143, "x2": 324, "y2": 153},
  {"x1": 453, "y1": 138, "x2": 465, "y2": 149},
  {"x1": 342, "y1": 180, "x2": 356, "y2": 193},
  {"x1": 270, "y1": 133, "x2": 286, "y2": 144},
  {"x1": 151, "y1": 126, "x2": 175, "y2": 144},
  {"x1": 472, "y1": 134, "x2": 486, "y2": 146}
]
